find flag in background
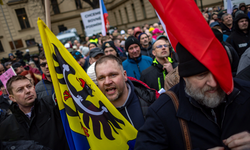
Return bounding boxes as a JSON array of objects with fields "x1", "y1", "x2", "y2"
[
  {"x1": 227, "y1": 0, "x2": 233, "y2": 14},
  {"x1": 150, "y1": 0, "x2": 233, "y2": 94},
  {"x1": 37, "y1": 18, "x2": 137, "y2": 150},
  {"x1": 99, "y1": 0, "x2": 109, "y2": 36}
]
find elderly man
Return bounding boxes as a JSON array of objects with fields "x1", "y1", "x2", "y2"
[
  {"x1": 135, "y1": 43, "x2": 250, "y2": 150},
  {"x1": 140, "y1": 39, "x2": 178, "y2": 91},
  {"x1": 0, "y1": 75, "x2": 69, "y2": 149},
  {"x1": 122, "y1": 36, "x2": 152, "y2": 79},
  {"x1": 226, "y1": 13, "x2": 250, "y2": 57},
  {"x1": 95, "y1": 55, "x2": 158, "y2": 129},
  {"x1": 220, "y1": 13, "x2": 234, "y2": 35}
]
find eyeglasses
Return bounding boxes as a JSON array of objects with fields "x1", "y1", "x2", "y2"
[
  {"x1": 156, "y1": 44, "x2": 169, "y2": 48},
  {"x1": 40, "y1": 62, "x2": 47, "y2": 67}
]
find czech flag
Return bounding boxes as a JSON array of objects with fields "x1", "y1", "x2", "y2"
[
  {"x1": 99, "y1": 0, "x2": 109, "y2": 36},
  {"x1": 150, "y1": 0, "x2": 233, "y2": 94}
]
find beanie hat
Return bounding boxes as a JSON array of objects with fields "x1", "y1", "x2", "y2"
[
  {"x1": 176, "y1": 43, "x2": 208, "y2": 77},
  {"x1": 72, "y1": 51, "x2": 83, "y2": 60},
  {"x1": 102, "y1": 41, "x2": 116, "y2": 51},
  {"x1": 88, "y1": 42, "x2": 97, "y2": 48},
  {"x1": 125, "y1": 36, "x2": 140, "y2": 51},
  {"x1": 138, "y1": 33, "x2": 148, "y2": 41}
]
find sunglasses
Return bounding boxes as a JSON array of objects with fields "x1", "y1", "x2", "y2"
[
  {"x1": 156, "y1": 44, "x2": 169, "y2": 48},
  {"x1": 40, "y1": 62, "x2": 47, "y2": 67}
]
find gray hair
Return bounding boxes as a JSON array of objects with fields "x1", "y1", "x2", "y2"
[{"x1": 221, "y1": 13, "x2": 232, "y2": 22}]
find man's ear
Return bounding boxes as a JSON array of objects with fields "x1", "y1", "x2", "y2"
[
  {"x1": 9, "y1": 95, "x2": 17, "y2": 103},
  {"x1": 152, "y1": 50, "x2": 156, "y2": 56},
  {"x1": 123, "y1": 70, "x2": 128, "y2": 81}
]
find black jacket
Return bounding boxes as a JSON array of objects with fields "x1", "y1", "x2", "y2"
[
  {"x1": 0, "y1": 94, "x2": 10, "y2": 110},
  {"x1": 226, "y1": 13, "x2": 250, "y2": 57},
  {"x1": 140, "y1": 58, "x2": 178, "y2": 91},
  {"x1": 140, "y1": 43, "x2": 154, "y2": 59},
  {"x1": 0, "y1": 96, "x2": 69, "y2": 150},
  {"x1": 220, "y1": 22, "x2": 234, "y2": 36},
  {"x1": 135, "y1": 78, "x2": 250, "y2": 150}
]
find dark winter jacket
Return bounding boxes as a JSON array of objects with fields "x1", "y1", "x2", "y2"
[
  {"x1": 0, "y1": 94, "x2": 10, "y2": 110},
  {"x1": 226, "y1": 13, "x2": 250, "y2": 57},
  {"x1": 220, "y1": 22, "x2": 234, "y2": 36},
  {"x1": 135, "y1": 78, "x2": 250, "y2": 150},
  {"x1": 140, "y1": 58, "x2": 178, "y2": 91},
  {"x1": 35, "y1": 74, "x2": 54, "y2": 100},
  {"x1": 140, "y1": 43, "x2": 154, "y2": 59},
  {"x1": 122, "y1": 55, "x2": 152, "y2": 80},
  {"x1": 0, "y1": 96, "x2": 69, "y2": 150},
  {"x1": 116, "y1": 78, "x2": 159, "y2": 130},
  {"x1": 236, "y1": 64, "x2": 250, "y2": 81}
]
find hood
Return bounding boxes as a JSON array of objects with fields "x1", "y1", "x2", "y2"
[
  {"x1": 133, "y1": 27, "x2": 142, "y2": 37},
  {"x1": 234, "y1": 13, "x2": 250, "y2": 32}
]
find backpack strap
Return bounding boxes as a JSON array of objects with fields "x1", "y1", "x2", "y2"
[{"x1": 165, "y1": 91, "x2": 192, "y2": 150}]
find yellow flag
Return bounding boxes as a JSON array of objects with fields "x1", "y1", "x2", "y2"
[{"x1": 37, "y1": 18, "x2": 137, "y2": 150}]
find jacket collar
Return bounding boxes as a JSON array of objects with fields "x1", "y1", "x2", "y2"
[{"x1": 127, "y1": 54, "x2": 142, "y2": 63}]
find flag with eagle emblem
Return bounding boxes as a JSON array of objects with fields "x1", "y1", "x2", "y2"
[{"x1": 37, "y1": 18, "x2": 137, "y2": 150}]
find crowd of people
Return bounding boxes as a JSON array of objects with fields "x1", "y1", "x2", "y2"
[{"x1": 0, "y1": 2, "x2": 250, "y2": 149}]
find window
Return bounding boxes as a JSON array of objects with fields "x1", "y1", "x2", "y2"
[
  {"x1": 131, "y1": 4, "x2": 137, "y2": 21},
  {"x1": 113, "y1": 12, "x2": 118, "y2": 25},
  {"x1": 124, "y1": 7, "x2": 130, "y2": 22},
  {"x1": 0, "y1": 41, "x2": 4, "y2": 52},
  {"x1": 15, "y1": 8, "x2": 30, "y2": 29},
  {"x1": 75, "y1": 0, "x2": 82, "y2": 9},
  {"x1": 140, "y1": 0, "x2": 146, "y2": 19},
  {"x1": 25, "y1": 39, "x2": 36, "y2": 47},
  {"x1": 9, "y1": 39, "x2": 23, "y2": 50},
  {"x1": 118, "y1": 10, "x2": 123, "y2": 24},
  {"x1": 51, "y1": 0, "x2": 60, "y2": 14}
]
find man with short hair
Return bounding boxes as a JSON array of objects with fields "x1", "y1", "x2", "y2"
[
  {"x1": 12, "y1": 62, "x2": 25, "y2": 75},
  {"x1": 95, "y1": 55, "x2": 158, "y2": 129},
  {"x1": 226, "y1": 13, "x2": 250, "y2": 57},
  {"x1": 0, "y1": 75, "x2": 69, "y2": 150},
  {"x1": 122, "y1": 36, "x2": 153, "y2": 79},
  {"x1": 35, "y1": 51, "x2": 54, "y2": 100},
  {"x1": 220, "y1": 13, "x2": 234, "y2": 35},
  {"x1": 135, "y1": 43, "x2": 250, "y2": 150},
  {"x1": 127, "y1": 28, "x2": 134, "y2": 36},
  {"x1": 87, "y1": 47, "x2": 104, "y2": 84},
  {"x1": 140, "y1": 39, "x2": 178, "y2": 91},
  {"x1": 138, "y1": 33, "x2": 154, "y2": 58}
]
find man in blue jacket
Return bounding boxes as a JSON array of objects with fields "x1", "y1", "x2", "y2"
[
  {"x1": 135, "y1": 43, "x2": 250, "y2": 150},
  {"x1": 122, "y1": 36, "x2": 152, "y2": 80}
]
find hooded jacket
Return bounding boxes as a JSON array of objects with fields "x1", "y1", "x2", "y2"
[
  {"x1": 35, "y1": 74, "x2": 54, "y2": 100},
  {"x1": 122, "y1": 55, "x2": 152, "y2": 80},
  {"x1": 116, "y1": 78, "x2": 159, "y2": 130},
  {"x1": 226, "y1": 13, "x2": 250, "y2": 57}
]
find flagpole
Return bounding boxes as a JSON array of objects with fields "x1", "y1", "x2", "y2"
[
  {"x1": 0, "y1": 4, "x2": 16, "y2": 50},
  {"x1": 44, "y1": 0, "x2": 51, "y2": 29}
]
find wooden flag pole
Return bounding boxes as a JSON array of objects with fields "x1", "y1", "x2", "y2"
[{"x1": 45, "y1": 0, "x2": 51, "y2": 29}]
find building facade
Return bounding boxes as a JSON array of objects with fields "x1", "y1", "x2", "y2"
[{"x1": 0, "y1": 0, "x2": 223, "y2": 58}]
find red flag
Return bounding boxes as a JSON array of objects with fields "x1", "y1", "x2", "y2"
[{"x1": 150, "y1": 0, "x2": 233, "y2": 94}]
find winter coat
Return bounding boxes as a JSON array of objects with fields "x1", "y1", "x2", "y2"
[
  {"x1": 0, "y1": 96, "x2": 69, "y2": 150},
  {"x1": 226, "y1": 13, "x2": 250, "y2": 57},
  {"x1": 237, "y1": 47, "x2": 250, "y2": 74},
  {"x1": 220, "y1": 22, "x2": 234, "y2": 36},
  {"x1": 135, "y1": 78, "x2": 250, "y2": 150},
  {"x1": 140, "y1": 58, "x2": 178, "y2": 91},
  {"x1": 122, "y1": 55, "x2": 152, "y2": 80},
  {"x1": 0, "y1": 95, "x2": 10, "y2": 110},
  {"x1": 117, "y1": 78, "x2": 159, "y2": 130},
  {"x1": 236, "y1": 64, "x2": 250, "y2": 81},
  {"x1": 35, "y1": 74, "x2": 53, "y2": 100},
  {"x1": 140, "y1": 43, "x2": 154, "y2": 59}
]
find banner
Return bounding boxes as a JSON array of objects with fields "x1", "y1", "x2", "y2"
[
  {"x1": 0, "y1": 67, "x2": 16, "y2": 94},
  {"x1": 224, "y1": 0, "x2": 249, "y2": 10},
  {"x1": 149, "y1": 0, "x2": 233, "y2": 94},
  {"x1": 81, "y1": 9, "x2": 102, "y2": 37},
  {"x1": 37, "y1": 18, "x2": 137, "y2": 150}
]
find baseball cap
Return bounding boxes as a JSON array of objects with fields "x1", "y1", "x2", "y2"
[{"x1": 89, "y1": 47, "x2": 104, "y2": 58}]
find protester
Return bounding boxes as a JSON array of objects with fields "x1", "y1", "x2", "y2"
[
  {"x1": 88, "y1": 42, "x2": 97, "y2": 51},
  {"x1": 152, "y1": 28, "x2": 163, "y2": 40},
  {"x1": 138, "y1": 33, "x2": 154, "y2": 58},
  {"x1": 102, "y1": 41, "x2": 126, "y2": 61},
  {"x1": 226, "y1": 13, "x2": 250, "y2": 58},
  {"x1": 0, "y1": 64, "x2": 5, "y2": 75},
  {"x1": 95, "y1": 55, "x2": 159, "y2": 129},
  {"x1": 4, "y1": 62, "x2": 11, "y2": 70},
  {"x1": 72, "y1": 51, "x2": 86, "y2": 69},
  {"x1": 20, "y1": 70, "x2": 39, "y2": 86},
  {"x1": 122, "y1": 36, "x2": 152, "y2": 79},
  {"x1": 127, "y1": 28, "x2": 134, "y2": 36},
  {"x1": 133, "y1": 27, "x2": 142, "y2": 39},
  {"x1": 220, "y1": 13, "x2": 234, "y2": 35},
  {"x1": 11, "y1": 62, "x2": 25, "y2": 75},
  {"x1": 0, "y1": 75, "x2": 69, "y2": 150}
]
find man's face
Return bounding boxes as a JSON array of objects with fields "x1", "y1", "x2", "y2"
[
  {"x1": 127, "y1": 29, "x2": 133, "y2": 36},
  {"x1": 238, "y1": 18, "x2": 249, "y2": 31},
  {"x1": 9, "y1": 56, "x2": 14, "y2": 60},
  {"x1": 184, "y1": 71, "x2": 225, "y2": 108},
  {"x1": 153, "y1": 40, "x2": 170, "y2": 59},
  {"x1": 104, "y1": 47, "x2": 117, "y2": 56},
  {"x1": 40, "y1": 59, "x2": 50, "y2": 77},
  {"x1": 96, "y1": 60, "x2": 127, "y2": 102},
  {"x1": 140, "y1": 34, "x2": 149, "y2": 46},
  {"x1": 128, "y1": 44, "x2": 141, "y2": 59},
  {"x1": 223, "y1": 15, "x2": 233, "y2": 25},
  {"x1": 77, "y1": 58, "x2": 85, "y2": 67},
  {"x1": 89, "y1": 44, "x2": 97, "y2": 50},
  {"x1": 1, "y1": 86, "x2": 7, "y2": 95},
  {"x1": 0, "y1": 64, "x2": 5, "y2": 75},
  {"x1": 15, "y1": 66, "x2": 24, "y2": 75},
  {"x1": 9, "y1": 79, "x2": 36, "y2": 108}
]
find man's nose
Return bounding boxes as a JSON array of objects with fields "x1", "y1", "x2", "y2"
[
  {"x1": 206, "y1": 72, "x2": 217, "y2": 88},
  {"x1": 104, "y1": 77, "x2": 112, "y2": 84}
]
